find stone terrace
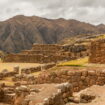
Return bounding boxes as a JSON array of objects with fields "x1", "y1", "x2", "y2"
[{"x1": 3, "y1": 44, "x2": 71, "y2": 63}]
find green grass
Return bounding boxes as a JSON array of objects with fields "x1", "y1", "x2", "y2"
[
  {"x1": 58, "y1": 57, "x2": 89, "y2": 67},
  {"x1": 96, "y1": 34, "x2": 105, "y2": 39}
]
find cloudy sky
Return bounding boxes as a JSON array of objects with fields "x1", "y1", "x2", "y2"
[{"x1": 0, "y1": 0, "x2": 104, "y2": 25}]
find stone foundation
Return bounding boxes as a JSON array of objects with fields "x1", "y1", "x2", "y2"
[
  {"x1": 1, "y1": 68, "x2": 105, "y2": 105},
  {"x1": 0, "y1": 83, "x2": 73, "y2": 105},
  {"x1": 11, "y1": 68, "x2": 105, "y2": 92},
  {"x1": 63, "y1": 44, "x2": 90, "y2": 59},
  {"x1": 35, "y1": 69, "x2": 105, "y2": 92},
  {"x1": 0, "y1": 63, "x2": 56, "y2": 80},
  {"x1": 21, "y1": 83, "x2": 73, "y2": 105},
  {"x1": 0, "y1": 71, "x2": 18, "y2": 80},
  {"x1": 21, "y1": 63, "x2": 56, "y2": 74}
]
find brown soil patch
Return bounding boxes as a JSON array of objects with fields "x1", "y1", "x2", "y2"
[
  {"x1": 67, "y1": 85, "x2": 105, "y2": 105},
  {"x1": 0, "y1": 62, "x2": 41, "y2": 72},
  {"x1": 27, "y1": 84, "x2": 58, "y2": 104}
]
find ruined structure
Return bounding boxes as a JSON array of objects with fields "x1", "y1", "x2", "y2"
[
  {"x1": 0, "y1": 83, "x2": 73, "y2": 105},
  {"x1": 3, "y1": 43, "x2": 90, "y2": 63},
  {"x1": 63, "y1": 44, "x2": 90, "y2": 59},
  {"x1": 89, "y1": 38, "x2": 105, "y2": 64},
  {"x1": 1, "y1": 68, "x2": 105, "y2": 105},
  {"x1": 3, "y1": 44, "x2": 71, "y2": 63}
]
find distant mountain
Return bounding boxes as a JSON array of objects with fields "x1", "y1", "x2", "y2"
[
  {"x1": 97, "y1": 24, "x2": 105, "y2": 32},
  {"x1": 0, "y1": 15, "x2": 105, "y2": 52}
]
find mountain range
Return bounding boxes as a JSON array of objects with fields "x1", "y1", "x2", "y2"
[{"x1": 0, "y1": 15, "x2": 105, "y2": 53}]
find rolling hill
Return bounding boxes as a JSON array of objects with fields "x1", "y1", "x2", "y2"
[{"x1": 0, "y1": 15, "x2": 105, "y2": 52}]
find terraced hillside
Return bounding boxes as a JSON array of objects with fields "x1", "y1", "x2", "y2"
[
  {"x1": 61, "y1": 34, "x2": 105, "y2": 55},
  {"x1": 0, "y1": 15, "x2": 105, "y2": 53}
]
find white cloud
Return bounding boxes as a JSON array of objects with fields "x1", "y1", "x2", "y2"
[{"x1": 0, "y1": 0, "x2": 105, "y2": 25}]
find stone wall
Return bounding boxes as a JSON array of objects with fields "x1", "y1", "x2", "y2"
[
  {"x1": 0, "y1": 86, "x2": 15, "y2": 104},
  {"x1": 3, "y1": 54, "x2": 44, "y2": 63},
  {"x1": 1, "y1": 67, "x2": 105, "y2": 105},
  {"x1": 35, "y1": 69, "x2": 105, "y2": 92},
  {"x1": 89, "y1": 39, "x2": 105, "y2": 64},
  {"x1": 0, "y1": 70, "x2": 18, "y2": 80},
  {"x1": 1, "y1": 68, "x2": 105, "y2": 105},
  {"x1": 0, "y1": 63, "x2": 56, "y2": 80},
  {"x1": 0, "y1": 83, "x2": 73, "y2": 105},
  {"x1": 32, "y1": 44, "x2": 63, "y2": 51},
  {"x1": 3, "y1": 43, "x2": 90, "y2": 63},
  {"x1": 3, "y1": 44, "x2": 72, "y2": 63},
  {"x1": 22, "y1": 83, "x2": 73, "y2": 105},
  {"x1": 11, "y1": 68, "x2": 105, "y2": 93},
  {"x1": 3, "y1": 54, "x2": 70, "y2": 63},
  {"x1": 21, "y1": 63, "x2": 56, "y2": 74},
  {"x1": 63, "y1": 44, "x2": 90, "y2": 59}
]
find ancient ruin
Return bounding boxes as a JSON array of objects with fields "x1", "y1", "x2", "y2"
[
  {"x1": 2, "y1": 36, "x2": 105, "y2": 105},
  {"x1": 1, "y1": 65, "x2": 105, "y2": 105},
  {"x1": 3, "y1": 44, "x2": 72, "y2": 63},
  {"x1": 1, "y1": 1, "x2": 105, "y2": 104},
  {"x1": 3, "y1": 43, "x2": 91, "y2": 63},
  {"x1": 89, "y1": 38, "x2": 105, "y2": 64}
]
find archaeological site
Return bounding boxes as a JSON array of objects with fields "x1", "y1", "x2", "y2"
[
  {"x1": 1, "y1": 34, "x2": 105, "y2": 105},
  {"x1": 3, "y1": 43, "x2": 89, "y2": 63},
  {"x1": 89, "y1": 38, "x2": 105, "y2": 64},
  {"x1": 0, "y1": 2, "x2": 105, "y2": 104},
  {"x1": 3, "y1": 44, "x2": 71, "y2": 63}
]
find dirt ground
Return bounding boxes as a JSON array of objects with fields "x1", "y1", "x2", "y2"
[
  {"x1": 28, "y1": 84, "x2": 58, "y2": 104},
  {"x1": 0, "y1": 62, "x2": 41, "y2": 72},
  {"x1": 67, "y1": 85, "x2": 105, "y2": 105},
  {"x1": 0, "y1": 60, "x2": 42, "y2": 86}
]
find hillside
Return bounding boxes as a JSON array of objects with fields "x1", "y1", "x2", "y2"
[{"x1": 0, "y1": 15, "x2": 105, "y2": 52}]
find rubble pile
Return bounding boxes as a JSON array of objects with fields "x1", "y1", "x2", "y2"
[{"x1": 0, "y1": 83, "x2": 73, "y2": 105}]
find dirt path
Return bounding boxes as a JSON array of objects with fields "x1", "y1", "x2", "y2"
[
  {"x1": 26, "y1": 84, "x2": 58, "y2": 104},
  {"x1": 67, "y1": 85, "x2": 105, "y2": 105}
]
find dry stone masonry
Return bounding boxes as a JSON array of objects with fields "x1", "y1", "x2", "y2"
[
  {"x1": 0, "y1": 83, "x2": 73, "y2": 105},
  {"x1": 11, "y1": 68, "x2": 105, "y2": 93},
  {"x1": 1, "y1": 65, "x2": 105, "y2": 105},
  {"x1": 0, "y1": 63, "x2": 56, "y2": 80},
  {"x1": 35, "y1": 69, "x2": 105, "y2": 92},
  {"x1": 3, "y1": 44, "x2": 89, "y2": 63},
  {"x1": 3, "y1": 44, "x2": 71, "y2": 63},
  {"x1": 63, "y1": 44, "x2": 90, "y2": 59},
  {"x1": 23, "y1": 83, "x2": 73, "y2": 105},
  {"x1": 0, "y1": 69, "x2": 18, "y2": 80},
  {"x1": 89, "y1": 38, "x2": 105, "y2": 64},
  {"x1": 21, "y1": 63, "x2": 56, "y2": 74}
]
